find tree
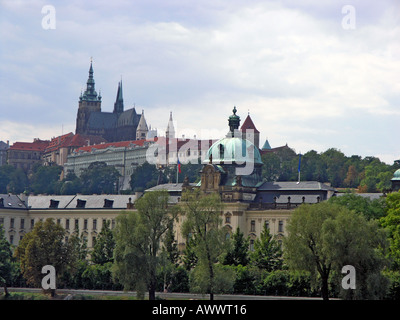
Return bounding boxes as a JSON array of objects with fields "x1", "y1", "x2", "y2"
[
  {"x1": 130, "y1": 162, "x2": 159, "y2": 191},
  {"x1": 0, "y1": 226, "x2": 13, "y2": 297},
  {"x1": 91, "y1": 220, "x2": 115, "y2": 265},
  {"x1": 284, "y1": 202, "x2": 389, "y2": 300},
  {"x1": 14, "y1": 219, "x2": 76, "y2": 296},
  {"x1": 181, "y1": 189, "x2": 234, "y2": 300},
  {"x1": 0, "y1": 165, "x2": 29, "y2": 194},
  {"x1": 80, "y1": 162, "x2": 121, "y2": 194},
  {"x1": 250, "y1": 224, "x2": 283, "y2": 271},
  {"x1": 320, "y1": 148, "x2": 347, "y2": 187},
  {"x1": 113, "y1": 190, "x2": 178, "y2": 300},
  {"x1": 329, "y1": 193, "x2": 386, "y2": 221},
  {"x1": 380, "y1": 191, "x2": 400, "y2": 269},
  {"x1": 60, "y1": 172, "x2": 82, "y2": 195},
  {"x1": 224, "y1": 227, "x2": 249, "y2": 266},
  {"x1": 343, "y1": 165, "x2": 359, "y2": 188},
  {"x1": 29, "y1": 164, "x2": 63, "y2": 194}
]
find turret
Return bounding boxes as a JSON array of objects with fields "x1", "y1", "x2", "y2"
[{"x1": 136, "y1": 110, "x2": 148, "y2": 140}]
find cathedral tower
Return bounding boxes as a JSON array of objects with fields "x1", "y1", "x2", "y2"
[{"x1": 76, "y1": 60, "x2": 102, "y2": 135}]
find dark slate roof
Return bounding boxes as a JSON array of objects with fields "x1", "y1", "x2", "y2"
[
  {"x1": 0, "y1": 194, "x2": 27, "y2": 210},
  {"x1": 87, "y1": 112, "x2": 117, "y2": 129},
  {"x1": 117, "y1": 108, "x2": 139, "y2": 127},
  {"x1": 335, "y1": 193, "x2": 383, "y2": 200},
  {"x1": 26, "y1": 194, "x2": 138, "y2": 210},
  {"x1": 145, "y1": 183, "x2": 196, "y2": 192},
  {"x1": 258, "y1": 181, "x2": 335, "y2": 191}
]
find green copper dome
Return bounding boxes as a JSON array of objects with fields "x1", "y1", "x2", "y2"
[
  {"x1": 392, "y1": 169, "x2": 400, "y2": 181},
  {"x1": 205, "y1": 136, "x2": 263, "y2": 165}
]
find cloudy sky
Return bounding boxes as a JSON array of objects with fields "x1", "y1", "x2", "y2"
[{"x1": 1, "y1": 0, "x2": 399, "y2": 164}]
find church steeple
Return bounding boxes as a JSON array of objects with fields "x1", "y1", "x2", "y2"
[
  {"x1": 166, "y1": 111, "x2": 175, "y2": 139},
  {"x1": 81, "y1": 59, "x2": 101, "y2": 102},
  {"x1": 113, "y1": 80, "x2": 124, "y2": 114}
]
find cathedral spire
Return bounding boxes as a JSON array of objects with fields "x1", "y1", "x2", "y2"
[
  {"x1": 81, "y1": 59, "x2": 100, "y2": 102},
  {"x1": 113, "y1": 80, "x2": 124, "y2": 114},
  {"x1": 166, "y1": 111, "x2": 175, "y2": 139}
]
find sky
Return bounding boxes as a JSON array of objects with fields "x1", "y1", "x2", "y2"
[{"x1": 0, "y1": 0, "x2": 399, "y2": 164}]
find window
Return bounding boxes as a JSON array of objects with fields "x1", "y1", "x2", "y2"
[
  {"x1": 0, "y1": 217, "x2": 4, "y2": 226},
  {"x1": 278, "y1": 220, "x2": 284, "y2": 233},
  {"x1": 10, "y1": 218, "x2": 14, "y2": 229},
  {"x1": 265, "y1": 220, "x2": 269, "y2": 230},
  {"x1": 75, "y1": 219, "x2": 79, "y2": 230},
  {"x1": 65, "y1": 219, "x2": 70, "y2": 230},
  {"x1": 49, "y1": 199, "x2": 60, "y2": 208},
  {"x1": 225, "y1": 215, "x2": 231, "y2": 224},
  {"x1": 250, "y1": 220, "x2": 255, "y2": 232},
  {"x1": 103, "y1": 199, "x2": 114, "y2": 208},
  {"x1": 84, "y1": 219, "x2": 88, "y2": 230},
  {"x1": 249, "y1": 239, "x2": 254, "y2": 251},
  {"x1": 9, "y1": 235, "x2": 14, "y2": 245},
  {"x1": 76, "y1": 199, "x2": 86, "y2": 208},
  {"x1": 20, "y1": 218, "x2": 24, "y2": 229},
  {"x1": 31, "y1": 219, "x2": 34, "y2": 229},
  {"x1": 93, "y1": 219, "x2": 97, "y2": 230}
]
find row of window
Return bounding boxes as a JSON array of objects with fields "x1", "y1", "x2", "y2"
[
  {"x1": 224, "y1": 215, "x2": 285, "y2": 234},
  {"x1": 0, "y1": 217, "x2": 115, "y2": 232}
]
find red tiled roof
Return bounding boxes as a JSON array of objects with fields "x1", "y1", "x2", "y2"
[
  {"x1": 44, "y1": 133, "x2": 108, "y2": 153},
  {"x1": 10, "y1": 139, "x2": 50, "y2": 151},
  {"x1": 66, "y1": 134, "x2": 107, "y2": 148},
  {"x1": 240, "y1": 115, "x2": 260, "y2": 133},
  {"x1": 75, "y1": 139, "x2": 147, "y2": 153}
]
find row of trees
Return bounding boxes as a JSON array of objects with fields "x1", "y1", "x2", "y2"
[
  {"x1": 262, "y1": 147, "x2": 400, "y2": 192},
  {"x1": 1, "y1": 147, "x2": 398, "y2": 196},
  {"x1": 2, "y1": 189, "x2": 400, "y2": 300},
  {"x1": 0, "y1": 162, "x2": 121, "y2": 195},
  {"x1": 0, "y1": 161, "x2": 202, "y2": 195}
]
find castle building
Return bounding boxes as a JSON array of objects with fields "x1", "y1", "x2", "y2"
[
  {"x1": 7, "y1": 139, "x2": 50, "y2": 173},
  {"x1": 75, "y1": 61, "x2": 148, "y2": 142}
]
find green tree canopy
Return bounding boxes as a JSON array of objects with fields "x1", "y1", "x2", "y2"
[
  {"x1": 284, "y1": 201, "x2": 389, "y2": 300},
  {"x1": 113, "y1": 190, "x2": 178, "y2": 300},
  {"x1": 130, "y1": 162, "x2": 159, "y2": 192},
  {"x1": 29, "y1": 164, "x2": 63, "y2": 194},
  {"x1": 181, "y1": 189, "x2": 234, "y2": 300},
  {"x1": 223, "y1": 227, "x2": 249, "y2": 266},
  {"x1": 328, "y1": 193, "x2": 386, "y2": 221},
  {"x1": 380, "y1": 191, "x2": 400, "y2": 270},
  {"x1": 14, "y1": 219, "x2": 78, "y2": 294},
  {"x1": 91, "y1": 220, "x2": 115, "y2": 265},
  {"x1": 0, "y1": 225, "x2": 13, "y2": 297},
  {"x1": 80, "y1": 162, "x2": 121, "y2": 194},
  {"x1": 250, "y1": 224, "x2": 283, "y2": 271}
]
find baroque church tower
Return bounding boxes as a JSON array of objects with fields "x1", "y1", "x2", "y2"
[{"x1": 76, "y1": 60, "x2": 102, "y2": 135}]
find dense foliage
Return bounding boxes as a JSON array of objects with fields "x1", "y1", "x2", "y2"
[
  {"x1": 0, "y1": 146, "x2": 398, "y2": 195},
  {"x1": 262, "y1": 147, "x2": 399, "y2": 191}
]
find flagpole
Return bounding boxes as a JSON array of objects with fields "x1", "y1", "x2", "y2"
[{"x1": 297, "y1": 153, "x2": 302, "y2": 184}]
